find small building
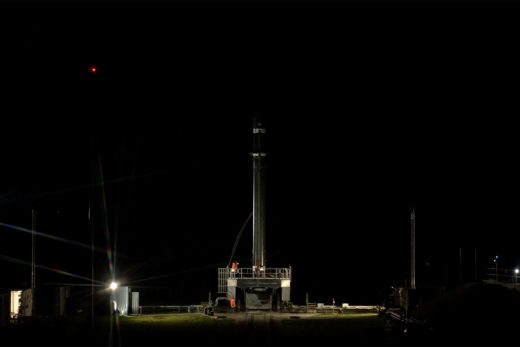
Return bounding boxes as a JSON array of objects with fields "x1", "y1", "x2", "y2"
[{"x1": 111, "y1": 286, "x2": 139, "y2": 316}]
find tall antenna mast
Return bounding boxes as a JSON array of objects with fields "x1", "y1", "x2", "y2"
[
  {"x1": 411, "y1": 209, "x2": 416, "y2": 290},
  {"x1": 31, "y1": 208, "x2": 36, "y2": 290},
  {"x1": 90, "y1": 138, "x2": 96, "y2": 328}
]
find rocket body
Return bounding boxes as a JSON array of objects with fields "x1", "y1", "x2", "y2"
[{"x1": 252, "y1": 118, "x2": 267, "y2": 270}]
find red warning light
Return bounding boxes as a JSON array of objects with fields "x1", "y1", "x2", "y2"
[{"x1": 89, "y1": 65, "x2": 97, "y2": 74}]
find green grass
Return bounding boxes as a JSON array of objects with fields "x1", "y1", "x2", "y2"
[
  {"x1": 115, "y1": 313, "x2": 386, "y2": 345},
  {"x1": 118, "y1": 314, "x2": 235, "y2": 334},
  {"x1": 116, "y1": 314, "x2": 237, "y2": 345},
  {"x1": 1, "y1": 313, "x2": 387, "y2": 346}
]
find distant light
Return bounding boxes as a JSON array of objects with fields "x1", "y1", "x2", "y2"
[
  {"x1": 90, "y1": 65, "x2": 97, "y2": 74},
  {"x1": 109, "y1": 281, "x2": 118, "y2": 291},
  {"x1": 515, "y1": 269, "x2": 519, "y2": 274},
  {"x1": 496, "y1": 255, "x2": 499, "y2": 259}
]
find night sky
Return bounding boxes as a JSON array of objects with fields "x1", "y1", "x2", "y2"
[{"x1": 1, "y1": 1, "x2": 520, "y2": 306}]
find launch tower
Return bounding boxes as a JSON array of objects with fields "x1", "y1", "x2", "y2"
[{"x1": 217, "y1": 118, "x2": 291, "y2": 311}]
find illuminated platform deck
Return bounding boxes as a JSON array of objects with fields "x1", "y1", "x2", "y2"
[{"x1": 218, "y1": 267, "x2": 291, "y2": 310}]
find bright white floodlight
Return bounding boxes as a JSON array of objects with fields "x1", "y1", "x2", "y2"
[{"x1": 109, "y1": 281, "x2": 118, "y2": 291}]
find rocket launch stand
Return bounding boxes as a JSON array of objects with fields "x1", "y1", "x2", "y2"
[
  {"x1": 216, "y1": 118, "x2": 291, "y2": 311},
  {"x1": 218, "y1": 266, "x2": 291, "y2": 311}
]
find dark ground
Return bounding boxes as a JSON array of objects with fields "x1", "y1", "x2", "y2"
[
  {"x1": 1, "y1": 313, "x2": 386, "y2": 347},
  {"x1": 2, "y1": 282, "x2": 520, "y2": 347},
  {"x1": 411, "y1": 283, "x2": 520, "y2": 346}
]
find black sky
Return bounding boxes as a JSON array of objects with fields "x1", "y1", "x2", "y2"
[{"x1": 1, "y1": 1, "x2": 520, "y2": 305}]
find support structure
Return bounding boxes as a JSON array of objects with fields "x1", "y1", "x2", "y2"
[
  {"x1": 218, "y1": 118, "x2": 291, "y2": 310},
  {"x1": 411, "y1": 209, "x2": 416, "y2": 290},
  {"x1": 31, "y1": 209, "x2": 36, "y2": 291}
]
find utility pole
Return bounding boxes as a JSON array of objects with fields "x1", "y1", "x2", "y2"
[
  {"x1": 474, "y1": 248, "x2": 477, "y2": 282},
  {"x1": 90, "y1": 200, "x2": 94, "y2": 328},
  {"x1": 411, "y1": 209, "x2": 416, "y2": 289},
  {"x1": 31, "y1": 208, "x2": 36, "y2": 290},
  {"x1": 495, "y1": 256, "x2": 498, "y2": 282},
  {"x1": 459, "y1": 247, "x2": 463, "y2": 285},
  {"x1": 90, "y1": 139, "x2": 95, "y2": 328}
]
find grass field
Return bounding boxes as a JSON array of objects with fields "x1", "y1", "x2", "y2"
[
  {"x1": 1, "y1": 312, "x2": 388, "y2": 346},
  {"x1": 115, "y1": 312, "x2": 387, "y2": 346},
  {"x1": 117, "y1": 314, "x2": 238, "y2": 345}
]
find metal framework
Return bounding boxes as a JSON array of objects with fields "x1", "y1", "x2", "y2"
[
  {"x1": 216, "y1": 119, "x2": 292, "y2": 310},
  {"x1": 218, "y1": 267, "x2": 291, "y2": 294}
]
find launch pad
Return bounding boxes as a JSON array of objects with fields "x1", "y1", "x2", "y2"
[
  {"x1": 217, "y1": 118, "x2": 291, "y2": 311},
  {"x1": 218, "y1": 267, "x2": 291, "y2": 310}
]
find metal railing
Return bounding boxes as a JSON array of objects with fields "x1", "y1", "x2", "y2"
[
  {"x1": 218, "y1": 267, "x2": 291, "y2": 293},
  {"x1": 482, "y1": 267, "x2": 520, "y2": 291},
  {"x1": 230, "y1": 267, "x2": 291, "y2": 279},
  {"x1": 218, "y1": 268, "x2": 228, "y2": 293},
  {"x1": 138, "y1": 305, "x2": 205, "y2": 315},
  {"x1": 483, "y1": 267, "x2": 519, "y2": 284}
]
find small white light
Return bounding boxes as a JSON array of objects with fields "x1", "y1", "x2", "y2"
[
  {"x1": 109, "y1": 281, "x2": 118, "y2": 291},
  {"x1": 515, "y1": 269, "x2": 519, "y2": 274}
]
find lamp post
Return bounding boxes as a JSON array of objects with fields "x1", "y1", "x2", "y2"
[
  {"x1": 514, "y1": 269, "x2": 519, "y2": 290},
  {"x1": 108, "y1": 281, "x2": 119, "y2": 347},
  {"x1": 109, "y1": 281, "x2": 118, "y2": 314}
]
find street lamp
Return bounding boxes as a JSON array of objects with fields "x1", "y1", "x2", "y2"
[
  {"x1": 109, "y1": 281, "x2": 118, "y2": 291},
  {"x1": 109, "y1": 281, "x2": 118, "y2": 316},
  {"x1": 514, "y1": 269, "x2": 519, "y2": 289}
]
